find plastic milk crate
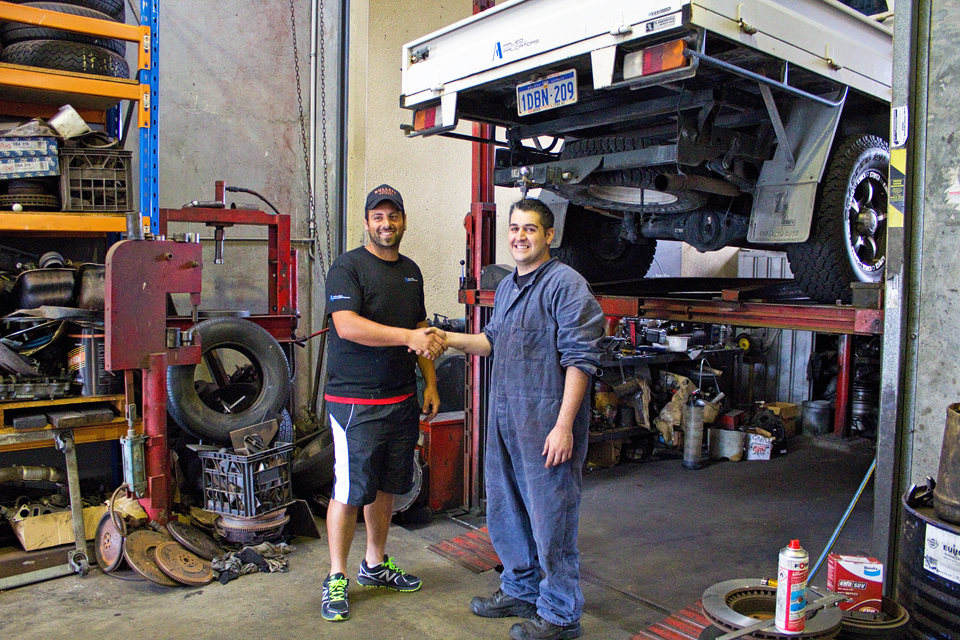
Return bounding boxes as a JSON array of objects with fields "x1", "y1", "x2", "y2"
[
  {"x1": 199, "y1": 442, "x2": 294, "y2": 517},
  {"x1": 59, "y1": 149, "x2": 134, "y2": 212}
]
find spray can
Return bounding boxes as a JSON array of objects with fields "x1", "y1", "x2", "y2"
[{"x1": 775, "y1": 539, "x2": 809, "y2": 633}]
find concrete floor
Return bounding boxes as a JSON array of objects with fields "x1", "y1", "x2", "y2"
[{"x1": 0, "y1": 434, "x2": 875, "y2": 640}]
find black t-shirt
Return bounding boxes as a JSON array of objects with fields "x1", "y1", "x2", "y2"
[{"x1": 324, "y1": 247, "x2": 427, "y2": 400}]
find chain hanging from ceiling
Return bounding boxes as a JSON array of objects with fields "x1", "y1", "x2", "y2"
[{"x1": 289, "y1": 0, "x2": 333, "y2": 279}]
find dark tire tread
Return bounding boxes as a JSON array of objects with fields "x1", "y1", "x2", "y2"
[
  {"x1": 4, "y1": 0, "x2": 124, "y2": 21},
  {"x1": 0, "y1": 2, "x2": 125, "y2": 56},
  {"x1": 0, "y1": 39, "x2": 129, "y2": 78},
  {"x1": 786, "y1": 135, "x2": 889, "y2": 304},
  {"x1": 167, "y1": 318, "x2": 291, "y2": 445},
  {"x1": 552, "y1": 206, "x2": 657, "y2": 283}
]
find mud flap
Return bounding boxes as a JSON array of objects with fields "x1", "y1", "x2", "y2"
[{"x1": 748, "y1": 91, "x2": 845, "y2": 243}]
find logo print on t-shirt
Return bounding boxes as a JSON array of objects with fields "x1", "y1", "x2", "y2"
[
  {"x1": 404, "y1": 277, "x2": 418, "y2": 283},
  {"x1": 330, "y1": 294, "x2": 351, "y2": 301}
]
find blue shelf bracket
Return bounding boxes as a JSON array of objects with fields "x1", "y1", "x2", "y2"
[{"x1": 139, "y1": 0, "x2": 159, "y2": 234}]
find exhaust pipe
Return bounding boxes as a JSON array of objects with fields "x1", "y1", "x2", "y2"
[
  {"x1": 654, "y1": 173, "x2": 741, "y2": 197},
  {"x1": 0, "y1": 466, "x2": 66, "y2": 484}
]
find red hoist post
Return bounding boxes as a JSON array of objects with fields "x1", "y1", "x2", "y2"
[{"x1": 464, "y1": 0, "x2": 497, "y2": 512}]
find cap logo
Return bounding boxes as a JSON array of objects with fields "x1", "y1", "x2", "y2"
[{"x1": 373, "y1": 187, "x2": 397, "y2": 196}]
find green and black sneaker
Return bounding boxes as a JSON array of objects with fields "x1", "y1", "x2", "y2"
[
  {"x1": 322, "y1": 573, "x2": 350, "y2": 621},
  {"x1": 357, "y1": 556, "x2": 422, "y2": 592}
]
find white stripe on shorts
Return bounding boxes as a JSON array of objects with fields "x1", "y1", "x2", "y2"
[{"x1": 330, "y1": 406, "x2": 354, "y2": 504}]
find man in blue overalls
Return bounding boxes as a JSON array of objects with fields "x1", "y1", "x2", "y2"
[{"x1": 433, "y1": 198, "x2": 604, "y2": 640}]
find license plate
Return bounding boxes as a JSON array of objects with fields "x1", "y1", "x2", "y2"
[{"x1": 516, "y1": 69, "x2": 577, "y2": 117}]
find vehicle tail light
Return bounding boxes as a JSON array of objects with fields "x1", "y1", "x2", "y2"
[
  {"x1": 624, "y1": 39, "x2": 689, "y2": 80},
  {"x1": 414, "y1": 106, "x2": 440, "y2": 132},
  {"x1": 642, "y1": 39, "x2": 687, "y2": 75}
]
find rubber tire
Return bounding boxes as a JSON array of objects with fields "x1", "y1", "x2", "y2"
[
  {"x1": 0, "y1": 3, "x2": 126, "y2": 56},
  {"x1": 291, "y1": 429, "x2": 335, "y2": 494},
  {"x1": 786, "y1": 135, "x2": 889, "y2": 304},
  {"x1": 167, "y1": 318, "x2": 291, "y2": 445},
  {"x1": 0, "y1": 39, "x2": 128, "y2": 78},
  {"x1": 556, "y1": 137, "x2": 709, "y2": 214},
  {"x1": 552, "y1": 205, "x2": 657, "y2": 283},
  {"x1": 4, "y1": 0, "x2": 124, "y2": 21}
]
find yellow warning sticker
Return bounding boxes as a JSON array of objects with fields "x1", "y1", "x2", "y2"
[{"x1": 888, "y1": 147, "x2": 905, "y2": 228}]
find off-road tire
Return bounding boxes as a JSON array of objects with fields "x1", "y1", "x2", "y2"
[
  {"x1": 556, "y1": 137, "x2": 709, "y2": 214},
  {"x1": 787, "y1": 135, "x2": 889, "y2": 304},
  {"x1": 0, "y1": 39, "x2": 128, "y2": 78},
  {"x1": 0, "y1": 3, "x2": 125, "y2": 56},
  {"x1": 4, "y1": 0, "x2": 124, "y2": 21},
  {"x1": 552, "y1": 205, "x2": 657, "y2": 283},
  {"x1": 167, "y1": 318, "x2": 291, "y2": 444}
]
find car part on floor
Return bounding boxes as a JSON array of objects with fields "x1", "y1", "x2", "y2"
[
  {"x1": 154, "y1": 540, "x2": 214, "y2": 586},
  {"x1": 123, "y1": 529, "x2": 181, "y2": 588},
  {"x1": 94, "y1": 510, "x2": 124, "y2": 572},
  {"x1": 166, "y1": 520, "x2": 222, "y2": 561},
  {"x1": 701, "y1": 579, "x2": 842, "y2": 640},
  {"x1": 837, "y1": 597, "x2": 909, "y2": 640},
  {"x1": 167, "y1": 317, "x2": 290, "y2": 445},
  {"x1": 215, "y1": 508, "x2": 289, "y2": 546}
]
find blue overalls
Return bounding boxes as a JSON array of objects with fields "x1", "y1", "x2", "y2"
[{"x1": 482, "y1": 258, "x2": 605, "y2": 626}]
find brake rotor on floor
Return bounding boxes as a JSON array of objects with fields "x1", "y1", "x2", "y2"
[
  {"x1": 123, "y1": 530, "x2": 181, "y2": 588},
  {"x1": 154, "y1": 541, "x2": 214, "y2": 586},
  {"x1": 701, "y1": 579, "x2": 841, "y2": 640},
  {"x1": 216, "y1": 508, "x2": 289, "y2": 546},
  {"x1": 94, "y1": 511, "x2": 124, "y2": 573},
  {"x1": 167, "y1": 520, "x2": 223, "y2": 561}
]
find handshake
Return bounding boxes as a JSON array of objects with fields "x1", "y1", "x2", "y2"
[{"x1": 408, "y1": 326, "x2": 449, "y2": 360}]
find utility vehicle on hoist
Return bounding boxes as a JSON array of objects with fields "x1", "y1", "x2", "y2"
[{"x1": 400, "y1": 0, "x2": 893, "y2": 303}]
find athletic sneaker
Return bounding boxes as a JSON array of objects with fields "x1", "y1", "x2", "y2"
[
  {"x1": 321, "y1": 573, "x2": 350, "y2": 621},
  {"x1": 357, "y1": 555, "x2": 422, "y2": 592}
]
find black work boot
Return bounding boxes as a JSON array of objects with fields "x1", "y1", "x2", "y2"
[
  {"x1": 470, "y1": 588, "x2": 537, "y2": 618},
  {"x1": 509, "y1": 613, "x2": 582, "y2": 640}
]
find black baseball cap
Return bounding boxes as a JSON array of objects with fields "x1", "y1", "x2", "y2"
[{"x1": 365, "y1": 184, "x2": 404, "y2": 213}]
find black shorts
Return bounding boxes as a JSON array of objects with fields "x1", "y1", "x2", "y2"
[{"x1": 328, "y1": 395, "x2": 420, "y2": 507}]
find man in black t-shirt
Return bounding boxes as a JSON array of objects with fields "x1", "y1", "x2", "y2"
[{"x1": 319, "y1": 184, "x2": 444, "y2": 623}]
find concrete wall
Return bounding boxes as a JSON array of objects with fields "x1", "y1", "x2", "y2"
[
  {"x1": 348, "y1": 0, "x2": 474, "y2": 322},
  {"x1": 907, "y1": 0, "x2": 960, "y2": 484},
  {"x1": 156, "y1": 0, "x2": 330, "y2": 422}
]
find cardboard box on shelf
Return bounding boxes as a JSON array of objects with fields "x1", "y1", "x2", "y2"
[
  {"x1": 0, "y1": 155, "x2": 60, "y2": 179},
  {"x1": 0, "y1": 136, "x2": 58, "y2": 157},
  {"x1": 765, "y1": 402, "x2": 801, "y2": 437},
  {"x1": 10, "y1": 505, "x2": 106, "y2": 551},
  {"x1": 826, "y1": 554, "x2": 884, "y2": 612}
]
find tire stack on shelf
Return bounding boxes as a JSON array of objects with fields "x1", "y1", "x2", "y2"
[{"x1": 0, "y1": 0, "x2": 129, "y2": 79}]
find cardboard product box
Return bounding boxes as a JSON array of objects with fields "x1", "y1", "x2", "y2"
[
  {"x1": 0, "y1": 155, "x2": 60, "y2": 179},
  {"x1": 746, "y1": 432, "x2": 773, "y2": 460},
  {"x1": 588, "y1": 440, "x2": 622, "y2": 468},
  {"x1": 0, "y1": 136, "x2": 58, "y2": 157},
  {"x1": 765, "y1": 401, "x2": 801, "y2": 437},
  {"x1": 11, "y1": 505, "x2": 106, "y2": 551},
  {"x1": 827, "y1": 553, "x2": 884, "y2": 612}
]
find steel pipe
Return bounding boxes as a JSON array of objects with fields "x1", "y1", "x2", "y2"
[{"x1": 654, "y1": 173, "x2": 741, "y2": 197}]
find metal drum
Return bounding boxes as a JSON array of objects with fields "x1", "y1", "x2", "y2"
[
  {"x1": 896, "y1": 492, "x2": 960, "y2": 639},
  {"x1": 933, "y1": 404, "x2": 960, "y2": 525}
]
